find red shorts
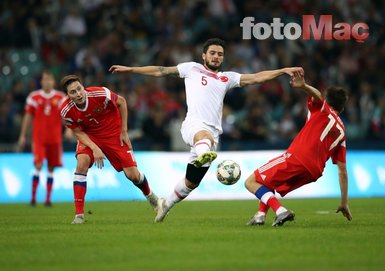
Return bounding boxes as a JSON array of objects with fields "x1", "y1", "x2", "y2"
[
  {"x1": 254, "y1": 153, "x2": 315, "y2": 197},
  {"x1": 76, "y1": 137, "x2": 137, "y2": 171},
  {"x1": 32, "y1": 142, "x2": 63, "y2": 167}
]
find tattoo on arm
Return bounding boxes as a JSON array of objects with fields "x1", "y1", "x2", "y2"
[{"x1": 159, "y1": 66, "x2": 178, "y2": 76}]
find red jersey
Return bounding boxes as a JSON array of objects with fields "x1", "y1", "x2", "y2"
[
  {"x1": 25, "y1": 89, "x2": 66, "y2": 144},
  {"x1": 287, "y1": 97, "x2": 346, "y2": 179},
  {"x1": 60, "y1": 87, "x2": 121, "y2": 139}
]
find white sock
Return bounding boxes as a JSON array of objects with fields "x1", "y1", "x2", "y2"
[
  {"x1": 166, "y1": 179, "x2": 193, "y2": 208},
  {"x1": 257, "y1": 211, "x2": 266, "y2": 217},
  {"x1": 194, "y1": 139, "x2": 212, "y2": 157},
  {"x1": 276, "y1": 206, "x2": 288, "y2": 215}
]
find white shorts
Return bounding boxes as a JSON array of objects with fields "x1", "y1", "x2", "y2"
[{"x1": 181, "y1": 118, "x2": 220, "y2": 163}]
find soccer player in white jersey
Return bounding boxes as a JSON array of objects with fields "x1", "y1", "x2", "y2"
[{"x1": 109, "y1": 38, "x2": 303, "y2": 222}]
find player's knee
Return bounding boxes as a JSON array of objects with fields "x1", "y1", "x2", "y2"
[
  {"x1": 76, "y1": 156, "x2": 90, "y2": 174},
  {"x1": 244, "y1": 174, "x2": 254, "y2": 189},
  {"x1": 245, "y1": 174, "x2": 260, "y2": 193},
  {"x1": 186, "y1": 163, "x2": 209, "y2": 185}
]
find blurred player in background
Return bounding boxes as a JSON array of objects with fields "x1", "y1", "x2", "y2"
[
  {"x1": 18, "y1": 70, "x2": 68, "y2": 206},
  {"x1": 60, "y1": 75, "x2": 158, "y2": 224},
  {"x1": 110, "y1": 38, "x2": 303, "y2": 222},
  {"x1": 245, "y1": 71, "x2": 352, "y2": 226}
]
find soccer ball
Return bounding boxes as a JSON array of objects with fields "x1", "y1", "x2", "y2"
[{"x1": 216, "y1": 160, "x2": 241, "y2": 185}]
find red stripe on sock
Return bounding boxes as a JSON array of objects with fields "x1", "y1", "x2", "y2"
[
  {"x1": 267, "y1": 196, "x2": 282, "y2": 212},
  {"x1": 258, "y1": 202, "x2": 270, "y2": 213}
]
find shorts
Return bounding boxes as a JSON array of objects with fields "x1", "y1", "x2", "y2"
[
  {"x1": 254, "y1": 152, "x2": 315, "y2": 197},
  {"x1": 76, "y1": 137, "x2": 137, "y2": 171},
  {"x1": 181, "y1": 118, "x2": 219, "y2": 163},
  {"x1": 32, "y1": 142, "x2": 63, "y2": 167}
]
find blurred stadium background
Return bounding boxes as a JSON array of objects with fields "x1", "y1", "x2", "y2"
[
  {"x1": 1, "y1": 0, "x2": 385, "y2": 203},
  {"x1": 1, "y1": 0, "x2": 384, "y2": 152}
]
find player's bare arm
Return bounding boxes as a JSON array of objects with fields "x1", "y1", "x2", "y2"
[
  {"x1": 72, "y1": 127, "x2": 106, "y2": 169},
  {"x1": 109, "y1": 65, "x2": 179, "y2": 77},
  {"x1": 17, "y1": 112, "x2": 32, "y2": 149},
  {"x1": 116, "y1": 95, "x2": 131, "y2": 148},
  {"x1": 239, "y1": 67, "x2": 303, "y2": 87},
  {"x1": 335, "y1": 161, "x2": 352, "y2": 221},
  {"x1": 290, "y1": 72, "x2": 322, "y2": 101}
]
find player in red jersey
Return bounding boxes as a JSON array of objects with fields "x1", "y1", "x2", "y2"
[
  {"x1": 245, "y1": 71, "x2": 352, "y2": 226},
  {"x1": 18, "y1": 71, "x2": 67, "y2": 206},
  {"x1": 60, "y1": 75, "x2": 159, "y2": 224}
]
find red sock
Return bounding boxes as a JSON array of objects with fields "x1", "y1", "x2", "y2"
[
  {"x1": 31, "y1": 175, "x2": 39, "y2": 202},
  {"x1": 267, "y1": 196, "x2": 282, "y2": 212},
  {"x1": 74, "y1": 183, "x2": 87, "y2": 215},
  {"x1": 45, "y1": 176, "x2": 53, "y2": 203},
  {"x1": 133, "y1": 175, "x2": 151, "y2": 196},
  {"x1": 258, "y1": 201, "x2": 270, "y2": 213}
]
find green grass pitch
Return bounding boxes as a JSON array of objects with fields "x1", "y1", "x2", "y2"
[{"x1": 0, "y1": 198, "x2": 384, "y2": 271}]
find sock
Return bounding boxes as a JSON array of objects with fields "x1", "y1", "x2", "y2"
[
  {"x1": 258, "y1": 201, "x2": 270, "y2": 214},
  {"x1": 194, "y1": 139, "x2": 212, "y2": 156},
  {"x1": 31, "y1": 174, "x2": 39, "y2": 203},
  {"x1": 133, "y1": 172, "x2": 151, "y2": 196},
  {"x1": 166, "y1": 179, "x2": 193, "y2": 208},
  {"x1": 73, "y1": 173, "x2": 87, "y2": 215},
  {"x1": 255, "y1": 186, "x2": 287, "y2": 214},
  {"x1": 45, "y1": 173, "x2": 54, "y2": 203}
]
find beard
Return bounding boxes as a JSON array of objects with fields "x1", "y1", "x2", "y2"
[{"x1": 204, "y1": 61, "x2": 221, "y2": 72}]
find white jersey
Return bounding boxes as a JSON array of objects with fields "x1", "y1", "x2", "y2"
[{"x1": 177, "y1": 62, "x2": 241, "y2": 134}]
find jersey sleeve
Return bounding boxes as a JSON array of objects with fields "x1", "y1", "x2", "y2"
[
  {"x1": 24, "y1": 94, "x2": 37, "y2": 114},
  {"x1": 307, "y1": 96, "x2": 324, "y2": 113},
  {"x1": 61, "y1": 110, "x2": 79, "y2": 130},
  {"x1": 177, "y1": 62, "x2": 196, "y2": 78},
  {"x1": 225, "y1": 71, "x2": 241, "y2": 89}
]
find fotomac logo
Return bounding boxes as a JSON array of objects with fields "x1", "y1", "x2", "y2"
[{"x1": 240, "y1": 15, "x2": 369, "y2": 43}]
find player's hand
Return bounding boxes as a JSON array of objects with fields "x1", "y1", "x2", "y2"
[
  {"x1": 120, "y1": 131, "x2": 132, "y2": 149},
  {"x1": 92, "y1": 147, "x2": 106, "y2": 169},
  {"x1": 109, "y1": 65, "x2": 132, "y2": 74},
  {"x1": 290, "y1": 70, "x2": 306, "y2": 88},
  {"x1": 336, "y1": 204, "x2": 352, "y2": 221},
  {"x1": 283, "y1": 67, "x2": 304, "y2": 77}
]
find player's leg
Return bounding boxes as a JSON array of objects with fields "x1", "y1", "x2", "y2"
[
  {"x1": 31, "y1": 164, "x2": 42, "y2": 206},
  {"x1": 122, "y1": 166, "x2": 158, "y2": 211},
  {"x1": 71, "y1": 153, "x2": 90, "y2": 224},
  {"x1": 155, "y1": 164, "x2": 209, "y2": 223},
  {"x1": 245, "y1": 160, "x2": 294, "y2": 227},
  {"x1": 45, "y1": 144, "x2": 63, "y2": 206},
  {"x1": 31, "y1": 142, "x2": 44, "y2": 206},
  {"x1": 71, "y1": 142, "x2": 93, "y2": 224},
  {"x1": 44, "y1": 166, "x2": 54, "y2": 207},
  {"x1": 192, "y1": 130, "x2": 217, "y2": 167}
]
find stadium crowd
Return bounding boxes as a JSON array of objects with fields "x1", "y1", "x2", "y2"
[{"x1": 1, "y1": 0, "x2": 384, "y2": 152}]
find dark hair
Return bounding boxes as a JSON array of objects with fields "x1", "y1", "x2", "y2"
[
  {"x1": 325, "y1": 86, "x2": 348, "y2": 113},
  {"x1": 202, "y1": 38, "x2": 226, "y2": 54},
  {"x1": 60, "y1": 75, "x2": 81, "y2": 93}
]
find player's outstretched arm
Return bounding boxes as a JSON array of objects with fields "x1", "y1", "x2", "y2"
[
  {"x1": 109, "y1": 65, "x2": 179, "y2": 77},
  {"x1": 116, "y1": 95, "x2": 132, "y2": 149},
  {"x1": 335, "y1": 161, "x2": 352, "y2": 221},
  {"x1": 239, "y1": 67, "x2": 303, "y2": 87},
  {"x1": 290, "y1": 71, "x2": 322, "y2": 101}
]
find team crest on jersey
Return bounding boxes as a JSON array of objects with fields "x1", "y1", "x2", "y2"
[
  {"x1": 94, "y1": 106, "x2": 103, "y2": 113},
  {"x1": 219, "y1": 76, "x2": 228, "y2": 82},
  {"x1": 52, "y1": 98, "x2": 58, "y2": 106}
]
